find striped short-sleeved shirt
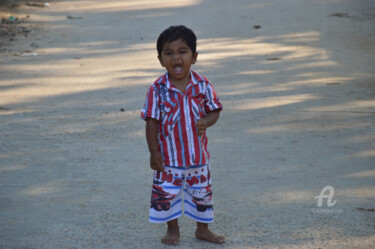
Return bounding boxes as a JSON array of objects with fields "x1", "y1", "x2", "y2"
[{"x1": 141, "y1": 70, "x2": 223, "y2": 167}]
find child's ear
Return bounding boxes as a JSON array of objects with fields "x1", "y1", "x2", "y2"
[{"x1": 192, "y1": 52, "x2": 198, "y2": 64}]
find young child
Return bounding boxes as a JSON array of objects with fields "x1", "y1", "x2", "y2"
[{"x1": 141, "y1": 25, "x2": 225, "y2": 245}]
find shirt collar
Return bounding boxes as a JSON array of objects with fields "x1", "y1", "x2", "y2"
[{"x1": 158, "y1": 70, "x2": 206, "y2": 88}]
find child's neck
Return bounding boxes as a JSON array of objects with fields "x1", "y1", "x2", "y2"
[{"x1": 170, "y1": 74, "x2": 191, "y2": 94}]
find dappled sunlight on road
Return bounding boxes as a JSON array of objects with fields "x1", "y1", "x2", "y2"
[
  {"x1": 0, "y1": 41, "x2": 161, "y2": 106},
  {"x1": 48, "y1": 0, "x2": 202, "y2": 12},
  {"x1": 246, "y1": 114, "x2": 372, "y2": 134},
  {"x1": 339, "y1": 186, "x2": 375, "y2": 199},
  {"x1": 198, "y1": 31, "x2": 331, "y2": 64},
  {"x1": 225, "y1": 94, "x2": 318, "y2": 111},
  {"x1": 351, "y1": 149, "x2": 375, "y2": 158},
  {"x1": 306, "y1": 100, "x2": 375, "y2": 112},
  {"x1": 24, "y1": 185, "x2": 58, "y2": 196},
  {"x1": 1, "y1": 27, "x2": 369, "y2": 116},
  {"x1": 0, "y1": 164, "x2": 28, "y2": 172},
  {"x1": 282, "y1": 75, "x2": 352, "y2": 87},
  {"x1": 265, "y1": 189, "x2": 315, "y2": 203},
  {"x1": 342, "y1": 170, "x2": 375, "y2": 178},
  {"x1": 257, "y1": 186, "x2": 375, "y2": 204}
]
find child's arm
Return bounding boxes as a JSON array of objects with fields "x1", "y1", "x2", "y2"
[
  {"x1": 146, "y1": 118, "x2": 164, "y2": 172},
  {"x1": 195, "y1": 109, "x2": 220, "y2": 136}
]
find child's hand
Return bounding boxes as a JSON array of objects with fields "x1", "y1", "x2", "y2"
[
  {"x1": 150, "y1": 151, "x2": 164, "y2": 172},
  {"x1": 195, "y1": 119, "x2": 208, "y2": 136}
]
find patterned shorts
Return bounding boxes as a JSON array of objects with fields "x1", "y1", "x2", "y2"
[{"x1": 149, "y1": 164, "x2": 214, "y2": 223}]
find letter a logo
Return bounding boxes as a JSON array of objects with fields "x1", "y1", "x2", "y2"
[{"x1": 315, "y1": 185, "x2": 337, "y2": 207}]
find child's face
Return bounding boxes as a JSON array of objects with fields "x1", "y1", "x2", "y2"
[{"x1": 158, "y1": 39, "x2": 198, "y2": 84}]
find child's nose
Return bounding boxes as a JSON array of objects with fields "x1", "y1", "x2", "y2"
[{"x1": 172, "y1": 53, "x2": 181, "y2": 61}]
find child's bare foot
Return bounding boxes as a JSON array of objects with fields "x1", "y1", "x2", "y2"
[
  {"x1": 161, "y1": 219, "x2": 180, "y2": 245},
  {"x1": 161, "y1": 228, "x2": 180, "y2": 245},
  {"x1": 195, "y1": 222, "x2": 225, "y2": 244}
]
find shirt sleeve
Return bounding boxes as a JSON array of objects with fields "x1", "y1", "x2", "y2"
[
  {"x1": 141, "y1": 85, "x2": 160, "y2": 121},
  {"x1": 204, "y1": 82, "x2": 223, "y2": 112}
]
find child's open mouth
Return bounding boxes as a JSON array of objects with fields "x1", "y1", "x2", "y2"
[{"x1": 173, "y1": 65, "x2": 183, "y2": 74}]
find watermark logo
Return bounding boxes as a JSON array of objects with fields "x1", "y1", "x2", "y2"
[
  {"x1": 315, "y1": 185, "x2": 336, "y2": 207},
  {"x1": 312, "y1": 185, "x2": 343, "y2": 214}
]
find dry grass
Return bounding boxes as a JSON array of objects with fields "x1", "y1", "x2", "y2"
[
  {"x1": 0, "y1": 0, "x2": 26, "y2": 9},
  {"x1": 0, "y1": 1, "x2": 27, "y2": 47}
]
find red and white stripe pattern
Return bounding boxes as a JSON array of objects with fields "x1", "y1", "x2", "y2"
[{"x1": 141, "y1": 70, "x2": 223, "y2": 167}]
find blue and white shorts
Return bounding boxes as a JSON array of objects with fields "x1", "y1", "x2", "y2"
[{"x1": 149, "y1": 164, "x2": 214, "y2": 223}]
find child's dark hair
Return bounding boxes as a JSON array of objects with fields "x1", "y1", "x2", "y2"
[{"x1": 157, "y1": 25, "x2": 197, "y2": 56}]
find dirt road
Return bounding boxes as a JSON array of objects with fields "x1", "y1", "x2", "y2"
[{"x1": 1, "y1": 0, "x2": 374, "y2": 248}]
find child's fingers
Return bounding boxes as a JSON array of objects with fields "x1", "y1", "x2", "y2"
[
  {"x1": 197, "y1": 124, "x2": 206, "y2": 133},
  {"x1": 195, "y1": 120, "x2": 204, "y2": 126},
  {"x1": 151, "y1": 162, "x2": 163, "y2": 172},
  {"x1": 197, "y1": 129, "x2": 204, "y2": 136},
  {"x1": 159, "y1": 159, "x2": 165, "y2": 172},
  {"x1": 195, "y1": 121, "x2": 207, "y2": 131}
]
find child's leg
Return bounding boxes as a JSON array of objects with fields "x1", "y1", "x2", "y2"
[
  {"x1": 183, "y1": 164, "x2": 225, "y2": 243},
  {"x1": 149, "y1": 167, "x2": 183, "y2": 223},
  {"x1": 184, "y1": 165, "x2": 214, "y2": 223},
  {"x1": 161, "y1": 218, "x2": 180, "y2": 245},
  {"x1": 149, "y1": 167, "x2": 184, "y2": 245},
  {"x1": 196, "y1": 222, "x2": 225, "y2": 244}
]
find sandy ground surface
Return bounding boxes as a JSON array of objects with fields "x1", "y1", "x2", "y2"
[{"x1": 1, "y1": 0, "x2": 375, "y2": 248}]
